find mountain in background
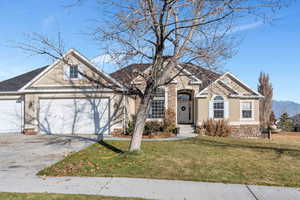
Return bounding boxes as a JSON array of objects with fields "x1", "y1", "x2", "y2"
[{"x1": 272, "y1": 100, "x2": 300, "y2": 119}]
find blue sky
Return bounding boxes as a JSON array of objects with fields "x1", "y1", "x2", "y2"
[{"x1": 0, "y1": 1, "x2": 299, "y2": 103}]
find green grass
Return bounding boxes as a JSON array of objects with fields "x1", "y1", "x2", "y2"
[
  {"x1": 0, "y1": 192, "x2": 143, "y2": 200},
  {"x1": 38, "y1": 136, "x2": 300, "y2": 187}
]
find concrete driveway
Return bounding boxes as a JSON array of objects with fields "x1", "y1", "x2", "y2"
[{"x1": 0, "y1": 134, "x2": 96, "y2": 178}]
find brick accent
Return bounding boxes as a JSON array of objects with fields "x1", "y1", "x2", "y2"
[
  {"x1": 230, "y1": 125, "x2": 261, "y2": 138},
  {"x1": 23, "y1": 128, "x2": 38, "y2": 135},
  {"x1": 111, "y1": 128, "x2": 124, "y2": 136},
  {"x1": 167, "y1": 83, "x2": 177, "y2": 124}
]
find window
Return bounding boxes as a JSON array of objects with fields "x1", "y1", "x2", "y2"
[
  {"x1": 241, "y1": 102, "x2": 252, "y2": 119},
  {"x1": 69, "y1": 65, "x2": 79, "y2": 79},
  {"x1": 177, "y1": 93, "x2": 191, "y2": 101},
  {"x1": 213, "y1": 96, "x2": 224, "y2": 118},
  {"x1": 148, "y1": 88, "x2": 165, "y2": 118}
]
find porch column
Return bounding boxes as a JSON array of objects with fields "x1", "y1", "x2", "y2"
[{"x1": 166, "y1": 83, "x2": 177, "y2": 124}]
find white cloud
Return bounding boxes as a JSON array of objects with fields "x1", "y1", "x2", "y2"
[
  {"x1": 91, "y1": 54, "x2": 114, "y2": 65},
  {"x1": 232, "y1": 21, "x2": 263, "y2": 33}
]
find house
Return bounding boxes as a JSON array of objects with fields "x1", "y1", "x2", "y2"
[
  {"x1": 292, "y1": 114, "x2": 300, "y2": 132},
  {"x1": 0, "y1": 49, "x2": 263, "y2": 137}
]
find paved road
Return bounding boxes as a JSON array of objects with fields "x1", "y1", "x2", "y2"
[{"x1": 0, "y1": 134, "x2": 300, "y2": 200}]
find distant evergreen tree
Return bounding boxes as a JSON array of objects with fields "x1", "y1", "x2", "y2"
[{"x1": 278, "y1": 112, "x2": 294, "y2": 132}]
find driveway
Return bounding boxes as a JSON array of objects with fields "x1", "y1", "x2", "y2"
[{"x1": 0, "y1": 134, "x2": 96, "y2": 178}]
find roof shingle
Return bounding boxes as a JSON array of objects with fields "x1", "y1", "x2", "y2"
[
  {"x1": 110, "y1": 63, "x2": 221, "y2": 89},
  {"x1": 0, "y1": 66, "x2": 48, "y2": 92}
]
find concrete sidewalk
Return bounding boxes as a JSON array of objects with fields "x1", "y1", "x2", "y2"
[
  {"x1": 0, "y1": 175, "x2": 300, "y2": 200},
  {"x1": 0, "y1": 134, "x2": 299, "y2": 200}
]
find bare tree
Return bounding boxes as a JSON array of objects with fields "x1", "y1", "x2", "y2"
[
  {"x1": 93, "y1": 0, "x2": 284, "y2": 151},
  {"x1": 258, "y1": 72, "x2": 273, "y2": 130},
  {"x1": 16, "y1": 0, "x2": 286, "y2": 151}
]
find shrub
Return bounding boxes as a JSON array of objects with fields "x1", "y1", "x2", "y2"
[
  {"x1": 125, "y1": 115, "x2": 164, "y2": 136},
  {"x1": 144, "y1": 121, "x2": 164, "y2": 135},
  {"x1": 125, "y1": 120, "x2": 135, "y2": 135},
  {"x1": 202, "y1": 119, "x2": 231, "y2": 137},
  {"x1": 195, "y1": 126, "x2": 205, "y2": 135}
]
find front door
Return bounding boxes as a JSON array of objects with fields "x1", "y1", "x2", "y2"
[
  {"x1": 177, "y1": 101, "x2": 192, "y2": 123},
  {"x1": 177, "y1": 92, "x2": 193, "y2": 124}
]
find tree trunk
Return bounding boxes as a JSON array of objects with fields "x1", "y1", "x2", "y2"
[
  {"x1": 268, "y1": 127, "x2": 272, "y2": 140},
  {"x1": 129, "y1": 93, "x2": 152, "y2": 151}
]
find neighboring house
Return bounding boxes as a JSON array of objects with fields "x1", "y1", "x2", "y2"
[
  {"x1": 0, "y1": 49, "x2": 263, "y2": 137},
  {"x1": 292, "y1": 114, "x2": 300, "y2": 132}
]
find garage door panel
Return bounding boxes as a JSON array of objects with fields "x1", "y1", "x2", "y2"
[
  {"x1": 0, "y1": 100, "x2": 22, "y2": 133},
  {"x1": 39, "y1": 98, "x2": 109, "y2": 135}
]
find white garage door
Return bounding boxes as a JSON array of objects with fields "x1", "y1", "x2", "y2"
[
  {"x1": 0, "y1": 99, "x2": 23, "y2": 133},
  {"x1": 39, "y1": 98, "x2": 110, "y2": 135}
]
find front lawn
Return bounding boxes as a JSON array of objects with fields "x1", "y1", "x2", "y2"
[
  {"x1": 38, "y1": 136, "x2": 300, "y2": 187},
  {"x1": 0, "y1": 192, "x2": 143, "y2": 200}
]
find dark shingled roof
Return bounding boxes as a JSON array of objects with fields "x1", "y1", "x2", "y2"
[
  {"x1": 0, "y1": 62, "x2": 221, "y2": 93},
  {"x1": 0, "y1": 66, "x2": 48, "y2": 92},
  {"x1": 110, "y1": 64, "x2": 150, "y2": 85},
  {"x1": 110, "y1": 63, "x2": 221, "y2": 89}
]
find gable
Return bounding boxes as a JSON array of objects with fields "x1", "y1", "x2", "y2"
[
  {"x1": 24, "y1": 50, "x2": 121, "y2": 90},
  {"x1": 132, "y1": 64, "x2": 202, "y2": 85},
  {"x1": 220, "y1": 74, "x2": 255, "y2": 95},
  {"x1": 203, "y1": 81, "x2": 234, "y2": 97},
  {"x1": 197, "y1": 73, "x2": 262, "y2": 98},
  {"x1": 111, "y1": 63, "x2": 220, "y2": 88},
  {"x1": 171, "y1": 67, "x2": 201, "y2": 91}
]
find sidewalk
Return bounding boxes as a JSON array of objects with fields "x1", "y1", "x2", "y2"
[
  {"x1": 0, "y1": 134, "x2": 299, "y2": 200},
  {"x1": 0, "y1": 175, "x2": 299, "y2": 200}
]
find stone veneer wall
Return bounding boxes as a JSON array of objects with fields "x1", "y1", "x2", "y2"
[
  {"x1": 167, "y1": 83, "x2": 177, "y2": 124},
  {"x1": 230, "y1": 125, "x2": 261, "y2": 138},
  {"x1": 196, "y1": 124, "x2": 261, "y2": 138}
]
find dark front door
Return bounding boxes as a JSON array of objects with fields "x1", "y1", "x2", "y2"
[{"x1": 177, "y1": 93, "x2": 192, "y2": 124}]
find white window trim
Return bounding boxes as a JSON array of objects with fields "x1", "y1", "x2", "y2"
[
  {"x1": 146, "y1": 86, "x2": 166, "y2": 119},
  {"x1": 213, "y1": 100, "x2": 225, "y2": 119},
  {"x1": 209, "y1": 95, "x2": 229, "y2": 119},
  {"x1": 69, "y1": 71, "x2": 80, "y2": 80},
  {"x1": 240, "y1": 100, "x2": 255, "y2": 121},
  {"x1": 146, "y1": 118, "x2": 164, "y2": 122},
  {"x1": 230, "y1": 121, "x2": 259, "y2": 125},
  {"x1": 164, "y1": 87, "x2": 168, "y2": 109},
  {"x1": 64, "y1": 64, "x2": 85, "y2": 81}
]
